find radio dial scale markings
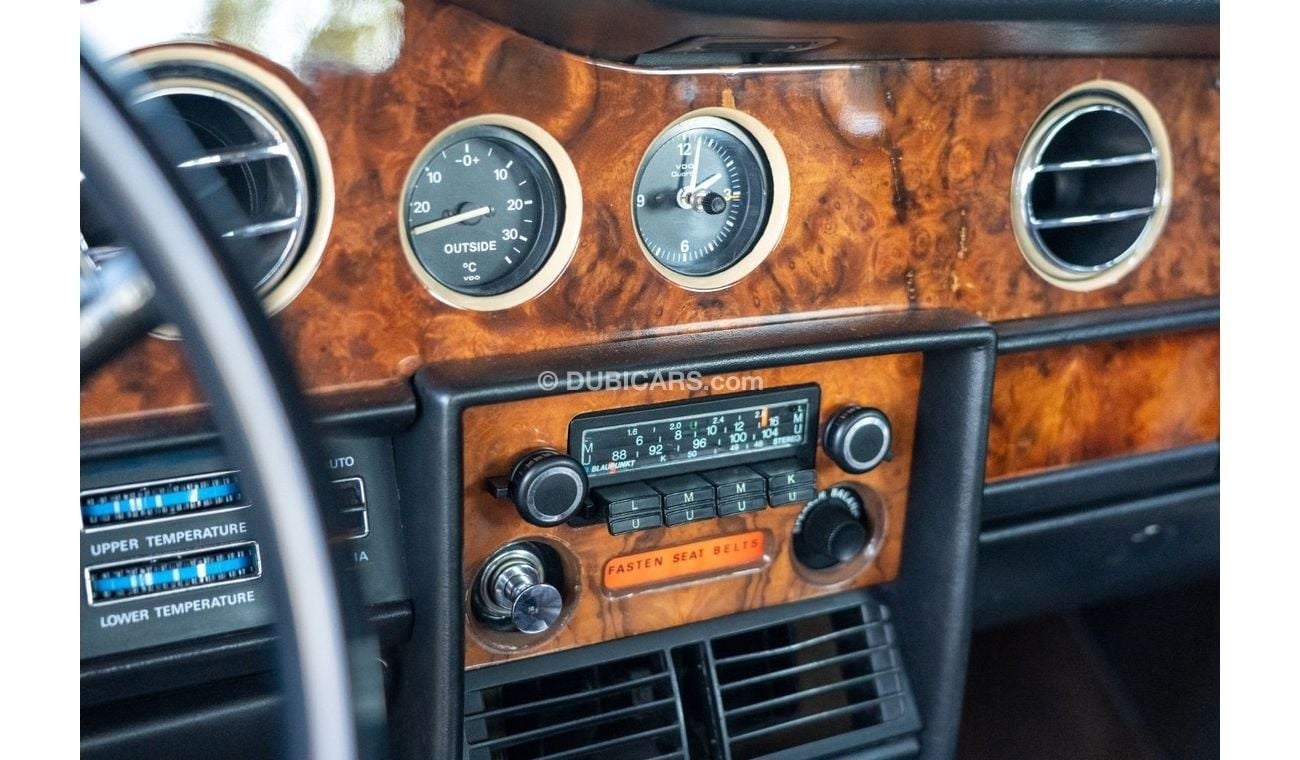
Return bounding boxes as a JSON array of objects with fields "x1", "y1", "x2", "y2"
[{"x1": 569, "y1": 386, "x2": 820, "y2": 486}]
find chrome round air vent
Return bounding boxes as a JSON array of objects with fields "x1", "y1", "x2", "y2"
[
  {"x1": 84, "y1": 46, "x2": 334, "y2": 325},
  {"x1": 1011, "y1": 81, "x2": 1172, "y2": 291}
]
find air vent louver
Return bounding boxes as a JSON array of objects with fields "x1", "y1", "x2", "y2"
[
  {"x1": 464, "y1": 651, "x2": 688, "y2": 760},
  {"x1": 81, "y1": 47, "x2": 333, "y2": 321},
  {"x1": 1012, "y1": 81, "x2": 1172, "y2": 291},
  {"x1": 707, "y1": 601, "x2": 919, "y2": 759},
  {"x1": 141, "y1": 74, "x2": 311, "y2": 297}
]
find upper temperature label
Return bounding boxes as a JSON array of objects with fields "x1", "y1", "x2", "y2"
[{"x1": 569, "y1": 385, "x2": 821, "y2": 486}]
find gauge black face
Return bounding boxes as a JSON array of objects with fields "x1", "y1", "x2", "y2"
[
  {"x1": 631, "y1": 115, "x2": 773, "y2": 278},
  {"x1": 402, "y1": 125, "x2": 562, "y2": 296}
]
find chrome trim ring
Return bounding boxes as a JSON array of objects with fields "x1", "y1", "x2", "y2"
[
  {"x1": 1010, "y1": 80, "x2": 1173, "y2": 292},
  {"x1": 838, "y1": 414, "x2": 892, "y2": 473},
  {"x1": 127, "y1": 45, "x2": 335, "y2": 325},
  {"x1": 475, "y1": 547, "x2": 548, "y2": 621}
]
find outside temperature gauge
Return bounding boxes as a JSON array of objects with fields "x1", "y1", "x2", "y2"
[
  {"x1": 631, "y1": 109, "x2": 789, "y2": 290},
  {"x1": 399, "y1": 115, "x2": 581, "y2": 311}
]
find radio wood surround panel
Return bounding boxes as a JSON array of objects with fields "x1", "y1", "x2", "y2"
[
  {"x1": 80, "y1": 0, "x2": 1220, "y2": 426},
  {"x1": 460, "y1": 355, "x2": 921, "y2": 667},
  {"x1": 986, "y1": 329, "x2": 1220, "y2": 481}
]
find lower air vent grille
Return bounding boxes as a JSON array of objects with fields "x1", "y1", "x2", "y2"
[
  {"x1": 1011, "y1": 80, "x2": 1172, "y2": 291},
  {"x1": 708, "y1": 600, "x2": 918, "y2": 759},
  {"x1": 464, "y1": 594, "x2": 918, "y2": 760},
  {"x1": 464, "y1": 651, "x2": 688, "y2": 760}
]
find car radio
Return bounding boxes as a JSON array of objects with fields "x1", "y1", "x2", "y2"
[{"x1": 486, "y1": 385, "x2": 892, "y2": 535}]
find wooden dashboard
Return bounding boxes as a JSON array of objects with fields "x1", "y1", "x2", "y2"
[
  {"x1": 987, "y1": 330, "x2": 1220, "y2": 481},
  {"x1": 80, "y1": 0, "x2": 1220, "y2": 428},
  {"x1": 461, "y1": 355, "x2": 920, "y2": 667}
]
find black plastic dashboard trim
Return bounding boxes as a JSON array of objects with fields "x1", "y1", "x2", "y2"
[
  {"x1": 974, "y1": 484, "x2": 1220, "y2": 628},
  {"x1": 994, "y1": 295, "x2": 1219, "y2": 353},
  {"x1": 982, "y1": 442, "x2": 1219, "y2": 525},
  {"x1": 80, "y1": 389, "x2": 418, "y2": 462},
  {"x1": 451, "y1": 0, "x2": 1218, "y2": 62},
  {"x1": 392, "y1": 307, "x2": 996, "y2": 760},
  {"x1": 80, "y1": 601, "x2": 413, "y2": 708}
]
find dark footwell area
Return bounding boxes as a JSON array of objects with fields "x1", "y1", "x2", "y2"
[{"x1": 958, "y1": 580, "x2": 1219, "y2": 760}]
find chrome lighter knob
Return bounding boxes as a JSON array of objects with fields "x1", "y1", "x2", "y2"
[{"x1": 475, "y1": 545, "x2": 563, "y2": 635}]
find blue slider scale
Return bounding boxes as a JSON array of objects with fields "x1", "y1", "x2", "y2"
[
  {"x1": 82, "y1": 481, "x2": 239, "y2": 519},
  {"x1": 92, "y1": 554, "x2": 253, "y2": 595}
]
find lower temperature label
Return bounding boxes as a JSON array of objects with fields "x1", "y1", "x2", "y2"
[{"x1": 604, "y1": 530, "x2": 769, "y2": 593}]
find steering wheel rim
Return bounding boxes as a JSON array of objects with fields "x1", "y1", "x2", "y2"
[{"x1": 81, "y1": 50, "x2": 363, "y2": 760}]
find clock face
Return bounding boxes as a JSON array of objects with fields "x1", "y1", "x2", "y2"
[{"x1": 631, "y1": 115, "x2": 774, "y2": 279}]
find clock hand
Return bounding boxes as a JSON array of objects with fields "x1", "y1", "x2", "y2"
[
  {"x1": 693, "y1": 173, "x2": 721, "y2": 192},
  {"x1": 686, "y1": 136, "x2": 702, "y2": 193}
]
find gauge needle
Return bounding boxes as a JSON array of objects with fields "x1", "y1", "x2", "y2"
[{"x1": 411, "y1": 206, "x2": 491, "y2": 235}]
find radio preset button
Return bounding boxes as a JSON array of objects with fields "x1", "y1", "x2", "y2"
[
  {"x1": 770, "y1": 485, "x2": 819, "y2": 507},
  {"x1": 592, "y1": 483, "x2": 663, "y2": 518},
  {"x1": 701, "y1": 465, "x2": 767, "y2": 501},
  {"x1": 608, "y1": 512, "x2": 665, "y2": 535},
  {"x1": 718, "y1": 497, "x2": 767, "y2": 517},
  {"x1": 648, "y1": 473, "x2": 715, "y2": 509},
  {"x1": 753, "y1": 458, "x2": 817, "y2": 488},
  {"x1": 664, "y1": 503, "x2": 717, "y2": 526}
]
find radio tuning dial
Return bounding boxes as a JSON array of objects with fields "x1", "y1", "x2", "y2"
[
  {"x1": 509, "y1": 449, "x2": 588, "y2": 527},
  {"x1": 823, "y1": 407, "x2": 893, "y2": 474}
]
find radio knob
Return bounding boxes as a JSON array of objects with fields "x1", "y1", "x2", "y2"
[
  {"x1": 509, "y1": 449, "x2": 588, "y2": 527},
  {"x1": 823, "y1": 407, "x2": 892, "y2": 474},
  {"x1": 793, "y1": 488, "x2": 871, "y2": 570}
]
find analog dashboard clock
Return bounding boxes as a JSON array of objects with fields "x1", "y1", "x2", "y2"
[
  {"x1": 399, "y1": 115, "x2": 581, "y2": 311},
  {"x1": 631, "y1": 108, "x2": 790, "y2": 290}
]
